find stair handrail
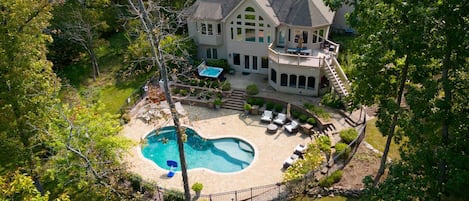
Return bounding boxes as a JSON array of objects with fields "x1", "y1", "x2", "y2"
[
  {"x1": 331, "y1": 56, "x2": 351, "y2": 87},
  {"x1": 324, "y1": 57, "x2": 348, "y2": 97}
]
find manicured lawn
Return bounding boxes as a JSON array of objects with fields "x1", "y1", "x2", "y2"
[{"x1": 365, "y1": 118, "x2": 401, "y2": 160}]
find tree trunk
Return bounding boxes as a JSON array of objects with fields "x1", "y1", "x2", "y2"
[
  {"x1": 373, "y1": 58, "x2": 409, "y2": 186},
  {"x1": 129, "y1": 1, "x2": 191, "y2": 200},
  {"x1": 89, "y1": 47, "x2": 100, "y2": 80}
]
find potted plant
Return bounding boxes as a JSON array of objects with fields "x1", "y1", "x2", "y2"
[
  {"x1": 244, "y1": 103, "x2": 252, "y2": 115},
  {"x1": 213, "y1": 98, "x2": 222, "y2": 109},
  {"x1": 191, "y1": 182, "x2": 203, "y2": 196}
]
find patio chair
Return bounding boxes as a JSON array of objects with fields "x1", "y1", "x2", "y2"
[
  {"x1": 166, "y1": 160, "x2": 178, "y2": 178},
  {"x1": 260, "y1": 110, "x2": 273, "y2": 123},
  {"x1": 294, "y1": 144, "x2": 307, "y2": 155},
  {"x1": 283, "y1": 153, "x2": 300, "y2": 169},
  {"x1": 284, "y1": 120, "x2": 299, "y2": 133},
  {"x1": 273, "y1": 113, "x2": 287, "y2": 125}
]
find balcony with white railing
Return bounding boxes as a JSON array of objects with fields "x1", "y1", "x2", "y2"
[{"x1": 267, "y1": 39, "x2": 340, "y2": 68}]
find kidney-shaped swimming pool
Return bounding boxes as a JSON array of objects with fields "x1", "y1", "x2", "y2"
[{"x1": 141, "y1": 126, "x2": 255, "y2": 173}]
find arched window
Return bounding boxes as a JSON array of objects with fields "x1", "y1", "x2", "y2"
[
  {"x1": 270, "y1": 69, "x2": 277, "y2": 83},
  {"x1": 307, "y1": 76, "x2": 315, "y2": 89},
  {"x1": 289, "y1": 74, "x2": 297, "y2": 88},
  {"x1": 299, "y1": 76, "x2": 306, "y2": 89},
  {"x1": 245, "y1": 7, "x2": 255, "y2": 12},
  {"x1": 280, "y1": 74, "x2": 288, "y2": 86}
]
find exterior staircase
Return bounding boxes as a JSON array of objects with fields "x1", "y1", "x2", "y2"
[
  {"x1": 323, "y1": 56, "x2": 351, "y2": 98},
  {"x1": 222, "y1": 89, "x2": 246, "y2": 111}
]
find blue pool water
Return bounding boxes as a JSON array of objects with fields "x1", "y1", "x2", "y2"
[
  {"x1": 141, "y1": 126, "x2": 255, "y2": 173},
  {"x1": 199, "y1": 67, "x2": 223, "y2": 78}
]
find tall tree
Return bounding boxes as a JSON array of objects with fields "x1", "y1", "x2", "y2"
[
  {"x1": 343, "y1": 0, "x2": 469, "y2": 199},
  {"x1": 0, "y1": 0, "x2": 60, "y2": 180},
  {"x1": 50, "y1": 0, "x2": 112, "y2": 80},
  {"x1": 126, "y1": 0, "x2": 192, "y2": 200}
]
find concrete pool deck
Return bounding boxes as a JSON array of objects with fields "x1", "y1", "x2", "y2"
[{"x1": 121, "y1": 105, "x2": 314, "y2": 194}]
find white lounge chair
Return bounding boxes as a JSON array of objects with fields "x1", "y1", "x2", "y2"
[
  {"x1": 285, "y1": 120, "x2": 299, "y2": 133},
  {"x1": 283, "y1": 154, "x2": 300, "y2": 169},
  {"x1": 273, "y1": 113, "x2": 287, "y2": 125},
  {"x1": 294, "y1": 144, "x2": 307, "y2": 155},
  {"x1": 260, "y1": 110, "x2": 273, "y2": 123}
]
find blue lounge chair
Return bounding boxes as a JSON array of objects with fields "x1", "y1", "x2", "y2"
[{"x1": 167, "y1": 160, "x2": 178, "y2": 178}]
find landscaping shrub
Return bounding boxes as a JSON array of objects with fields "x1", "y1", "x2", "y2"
[
  {"x1": 190, "y1": 79, "x2": 198, "y2": 86},
  {"x1": 179, "y1": 89, "x2": 188, "y2": 96},
  {"x1": 303, "y1": 102, "x2": 330, "y2": 120},
  {"x1": 198, "y1": 80, "x2": 206, "y2": 87},
  {"x1": 321, "y1": 92, "x2": 345, "y2": 109},
  {"x1": 334, "y1": 142, "x2": 351, "y2": 159},
  {"x1": 128, "y1": 173, "x2": 142, "y2": 191},
  {"x1": 163, "y1": 189, "x2": 184, "y2": 201},
  {"x1": 191, "y1": 182, "x2": 204, "y2": 193},
  {"x1": 254, "y1": 98, "x2": 265, "y2": 106},
  {"x1": 206, "y1": 59, "x2": 230, "y2": 72},
  {"x1": 244, "y1": 103, "x2": 252, "y2": 111},
  {"x1": 246, "y1": 97, "x2": 255, "y2": 105},
  {"x1": 291, "y1": 110, "x2": 300, "y2": 119},
  {"x1": 266, "y1": 102, "x2": 274, "y2": 110},
  {"x1": 318, "y1": 170, "x2": 343, "y2": 187},
  {"x1": 317, "y1": 135, "x2": 331, "y2": 153},
  {"x1": 221, "y1": 81, "x2": 231, "y2": 91},
  {"x1": 121, "y1": 113, "x2": 131, "y2": 124},
  {"x1": 340, "y1": 128, "x2": 358, "y2": 144},
  {"x1": 306, "y1": 117, "x2": 316, "y2": 125},
  {"x1": 299, "y1": 114, "x2": 308, "y2": 123},
  {"x1": 246, "y1": 84, "x2": 259, "y2": 95},
  {"x1": 171, "y1": 87, "x2": 180, "y2": 95},
  {"x1": 274, "y1": 103, "x2": 283, "y2": 113}
]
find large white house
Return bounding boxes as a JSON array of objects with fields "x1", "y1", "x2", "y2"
[{"x1": 185, "y1": 0, "x2": 350, "y2": 97}]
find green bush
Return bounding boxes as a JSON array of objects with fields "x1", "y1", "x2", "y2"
[
  {"x1": 274, "y1": 103, "x2": 283, "y2": 113},
  {"x1": 291, "y1": 110, "x2": 300, "y2": 119},
  {"x1": 191, "y1": 182, "x2": 204, "y2": 193},
  {"x1": 206, "y1": 59, "x2": 230, "y2": 72},
  {"x1": 321, "y1": 92, "x2": 345, "y2": 109},
  {"x1": 266, "y1": 102, "x2": 274, "y2": 110},
  {"x1": 128, "y1": 173, "x2": 142, "y2": 191},
  {"x1": 334, "y1": 142, "x2": 351, "y2": 159},
  {"x1": 299, "y1": 114, "x2": 308, "y2": 123},
  {"x1": 163, "y1": 189, "x2": 184, "y2": 201},
  {"x1": 244, "y1": 103, "x2": 252, "y2": 111},
  {"x1": 340, "y1": 128, "x2": 358, "y2": 144},
  {"x1": 221, "y1": 81, "x2": 231, "y2": 91},
  {"x1": 254, "y1": 98, "x2": 265, "y2": 106},
  {"x1": 198, "y1": 80, "x2": 206, "y2": 87},
  {"x1": 303, "y1": 102, "x2": 330, "y2": 120},
  {"x1": 246, "y1": 84, "x2": 259, "y2": 95},
  {"x1": 318, "y1": 170, "x2": 343, "y2": 187},
  {"x1": 179, "y1": 89, "x2": 188, "y2": 96},
  {"x1": 213, "y1": 98, "x2": 222, "y2": 106},
  {"x1": 121, "y1": 113, "x2": 131, "y2": 124},
  {"x1": 246, "y1": 97, "x2": 255, "y2": 105},
  {"x1": 306, "y1": 117, "x2": 316, "y2": 125},
  {"x1": 190, "y1": 79, "x2": 198, "y2": 86},
  {"x1": 317, "y1": 135, "x2": 331, "y2": 153},
  {"x1": 171, "y1": 87, "x2": 180, "y2": 94}
]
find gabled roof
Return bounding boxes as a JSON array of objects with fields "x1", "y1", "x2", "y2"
[
  {"x1": 185, "y1": 0, "x2": 335, "y2": 27},
  {"x1": 184, "y1": 0, "x2": 241, "y2": 20},
  {"x1": 269, "y1": 0, "x2": 335, "y2": 27}
]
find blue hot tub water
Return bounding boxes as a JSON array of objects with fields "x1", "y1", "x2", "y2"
[
  {"x1": 141, "y1": 126, "x2": 255, "y2": 173},
  {"x1": 199, "y1": 66, "x2": 223, "y2": 78}
]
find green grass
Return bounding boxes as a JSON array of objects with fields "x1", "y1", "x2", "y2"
[
  {"x1": 58, "y1": 32, "x2": 150, "y2": 114},
  {"x1": 365, "y1": 118, "x2": 401, "y2": 160}
]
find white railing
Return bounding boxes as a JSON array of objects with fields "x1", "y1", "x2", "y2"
[
  {"x1": 331, "y1": 56, "x2": 351, "y2": 87},
  {"x1": 324, "y1": 58, "x2": 349, "y2": 97},
  {"x1": 268, "y1": 45, "x2": 323, "y2": 68}
]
